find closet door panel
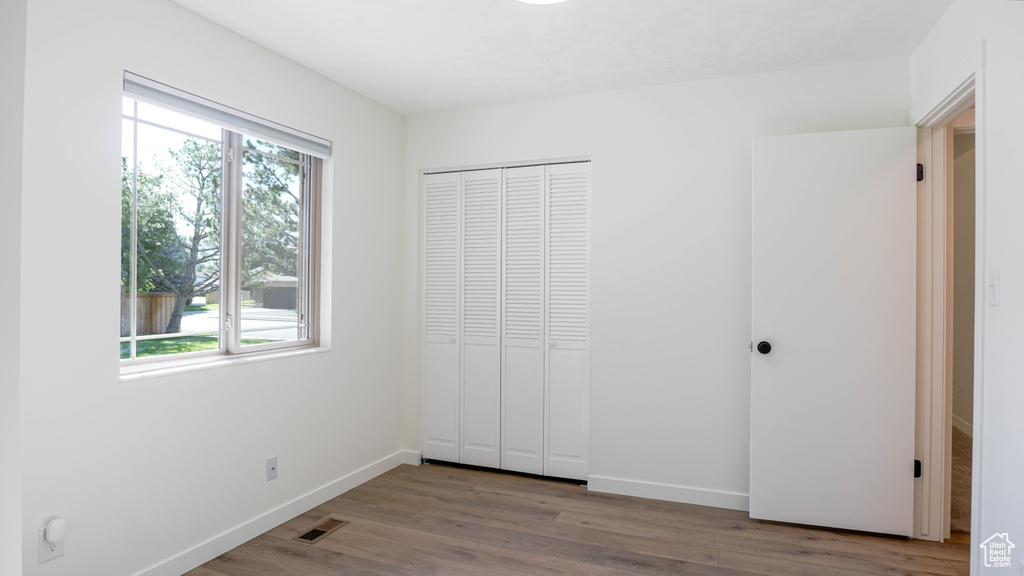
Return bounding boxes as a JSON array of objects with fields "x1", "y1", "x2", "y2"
[
  {"x1": 461, "y1": 341, "x2": 500, "y2": 466},
  {"x1": 460, "y1": 169, "x2": 502, "y2": 468},
  {"x1": 545, "y1": 162, "x2": 590, "y2": 481},
  {"x1": 422, "y1": 342, "x2": 459, "y2": 461},
  {"x1": 504, "y1": 341, "x2": 544, "y2": 474},
  {"x1": 422, "y1": 172, "x2": 461, "y2": 462},
  {"x1": 502, "y1": 165, "x2": 546, "y2": 474},
  {"x1": 547, "y1": 343, "x2": 588, "y2": 479}
]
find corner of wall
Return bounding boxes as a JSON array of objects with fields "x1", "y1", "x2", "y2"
[
  {"x1": 400, "y1": 117, "x2": 422, "y2": 456},
  {"x1": 0, "y1": 0, "x2": 26, "y2": 572}
]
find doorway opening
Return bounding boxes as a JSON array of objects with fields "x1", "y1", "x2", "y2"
[
  {"x1": 914, "y1": 77, "x2": 980, "y2": 544},
  {"x1": 947, "y1": 108, "x2": 975, "y2": 535}
]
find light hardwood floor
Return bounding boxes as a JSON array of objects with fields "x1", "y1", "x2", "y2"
[{"x1": 185, "y1": 463, "x2": 969, "y2": 576}]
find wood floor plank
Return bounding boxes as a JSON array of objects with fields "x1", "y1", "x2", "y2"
[
  {"x1": 180, "y1": 567, "x2": 229, "y2": 576},
  {"x1": 244, "y1": 533, "x2": 423, "y2": 576},
  {"x1": 188, "y1": 462, "x2": 970, "y2": 576},
  {"x1": 268, "y1": 511, "x2": 497, "y2": 574},
  {"x1": 554, "y1": 508, "x2": 801, "y2": 548},
  {"x1": 402, "y1": 465, "x2": 751, "y2": 522},
  {"x1": 347, "y1": 494, "x2": 721, "y2": 567},
  {"x1": 201, "y1": 547, "x2": 327, "y2": 576},
  {"x1": 341, "y1": 483, "x2": 722, "y2": 565},
  {"x1": 412, "y1": 515, "x2": 751, "y2": 576},
  {"x1": 799, "y1": 531, "x2": 971, "y2": 563},
  {"x1": 356, "y1": 478, "x2": 565, "y2": 522},
  {"x1": 293, "y1": 523, "x2": 535, "y2": 576},
  {"x1": 344, "y1": 517, "x2": 648, "y2": 576},
  {"x1": 732, "y1": 538, "x2": 961, "y2": 576},
  {"x1": 720, "y1": 550, "x2": 886, "y2": 576},
  {"x1": 554, "y1": 509, "x2": 961, "y2": 576}
]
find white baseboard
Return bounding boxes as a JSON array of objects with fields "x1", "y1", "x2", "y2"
[
  {"x1": 587, "y1": 474, "x2": 750, "y2": 512},
  {"x1": 400, "y1": 448, "x2": 423, "y2": 465},
  {"x1": 953, "y1": 415, "x2": 973, "y2": 438},
  {"x1": 134, "y1": 450, "x2": 410, "y2": 576}
]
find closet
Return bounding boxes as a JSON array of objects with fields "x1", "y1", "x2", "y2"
[{"x1": 421, "y1": 161, "x2": 590, "y2": 481}]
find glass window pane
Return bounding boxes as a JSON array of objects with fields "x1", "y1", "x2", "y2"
[
  {"x1": 122, "y1": 96, "x2": 135, "y2": 117},
  {"x1": 121, "y1": 117, "x2": 136, "y2": 359},
  {"x1": 121, "y1": 119, "x2": 135, "y2": 167},
  {"x1": 130, "y1": 121, "x2": 222, "y2": 356},
  {"x1": 244, "y1": 136, "x2": 302, "y2": 163},
  {"x1": 240, "y1": 139, "x2": 305, "y2": 347},
  {"x1": 240, "y1": 327, "x2": 302, "y2": 346},
  {"x1": 134, "y1": 334, "x2": 220, "y2": 358}
]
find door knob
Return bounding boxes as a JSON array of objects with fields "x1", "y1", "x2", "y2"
[{"x1": 757, "y1": 341, "x2": 772, "y2": 355}]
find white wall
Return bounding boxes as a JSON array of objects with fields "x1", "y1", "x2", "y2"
[
  {"x1": 912, "y1": 0, "x2": 1024, "y2": 571},
  {"x1": 404, "y1": 58, "x2": 911, "y2": 508},
  {"x1": 17, "y1": 0, "x2": 407, "y2": 574},
  {"x1": 1, "y1": 0, "x2": 27, "y2": 572},
  {"x1": 952, "y1": 135, "x2": 975, "y2": 435}
]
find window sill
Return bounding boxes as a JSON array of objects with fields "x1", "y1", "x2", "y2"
[{"x1": 119, "y1": 345, "x2": 328, "y2": 382}]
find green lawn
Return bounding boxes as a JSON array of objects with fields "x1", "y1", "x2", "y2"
[
  {"x1": 120, "y1": 335, "x2": 274, "y2": 359},
  {"x1": 184, "y1": 300, "x2": 255, "y2": 312}
]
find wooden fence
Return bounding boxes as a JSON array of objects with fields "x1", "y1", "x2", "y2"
[{"x1": 120, "y1": 291, "x2": 177, "y2": 336}]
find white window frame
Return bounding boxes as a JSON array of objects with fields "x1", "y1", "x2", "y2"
[{"x1": 120, "y1": 72, "x2": 326, "y2": 374}]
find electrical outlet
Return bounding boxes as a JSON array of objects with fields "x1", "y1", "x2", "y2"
[
  {"x1": 266, "y1": 456, "x2": 278, "y2": 481},
  {"x1": 38, "y1": 529, "x2": 64, "y2": 564}
]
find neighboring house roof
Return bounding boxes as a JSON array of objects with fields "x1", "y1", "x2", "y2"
[
  {"x1": 246, "y1": 267, "x2": 298, "y2": 288},
  {"x1": 260, "y1": 273, "x2": 297, "y2": 288}
]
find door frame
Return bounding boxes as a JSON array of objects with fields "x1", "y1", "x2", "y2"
[{"x1": 913, "y1": 62, "x2": 984, "y2": 547}]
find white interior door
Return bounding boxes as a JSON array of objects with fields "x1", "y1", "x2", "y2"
[
  {"x1": 750, "y1": 127, "x2": 917, "y2": 536},
  {"x1": 461, "y1": 169, "x2": 502, "y2": 467},
  {"x1": 422, "y1": 172, "x2": 461, "y2": 462},
  {"x1": 502, "y1": 165, "x2": 546, "y2": 474},
  {"x1": 545, "y1": 162, "x2": 590, "y2": 481}
]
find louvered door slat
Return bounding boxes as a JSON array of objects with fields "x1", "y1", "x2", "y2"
[
  {"x1": 422, "y1": 172, "x2": 461, "y2": 462},
  {"x1": 461, "y1": 169, "x2": 501, "y2": 469},
  {"x1": 504, "y1": 170, "x2": 544, "y2": 341},
  {"x1": 547, "y1": 166, "x2": 590, "y2": 343},
  {"x1": 424, "y1": 177, "x2": 459, "y2": 337},
  {"x1": 462, "y1": 171, "x2": 499, "y2": 341},
  {"x1": 545, "y1": 162, "x2": 590, "y2": 481},
  {"x1": 502, "y1": 165, "x2": 545, "y2": 475}
]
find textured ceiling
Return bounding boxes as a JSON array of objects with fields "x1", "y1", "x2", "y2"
[{"x1": 170, "y1": 0, "x2": 953, "y2": 115}]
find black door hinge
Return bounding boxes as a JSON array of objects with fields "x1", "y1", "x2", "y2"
[
  {"x1": 914, "y1": 459, "x2": 922, "y2": 478},
  {"x1": 917, "y1": 163, "x2": 925, "y2": 182}
]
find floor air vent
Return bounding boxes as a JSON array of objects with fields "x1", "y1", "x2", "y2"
[{"x1": 293, "y1": 517, "x2": 349, "y2": 545}]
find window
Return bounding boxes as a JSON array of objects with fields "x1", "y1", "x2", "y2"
[{"x1": 120, "y1": 73, "x2": 326, "y2": 367}]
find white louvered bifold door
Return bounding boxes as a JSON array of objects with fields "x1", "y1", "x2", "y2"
[
  {"x1": 502, "y1": 165, "x2": 546, "y2": 475},
  {"x1": 422, "y1": 172, "x2": 461, "y2": 462},
  {"x1": 545, "y1": 162, "x2": 590, "y2": 481},
  {"x1": 460, "y1": 169, "x2": 502, "y2": 468}
]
